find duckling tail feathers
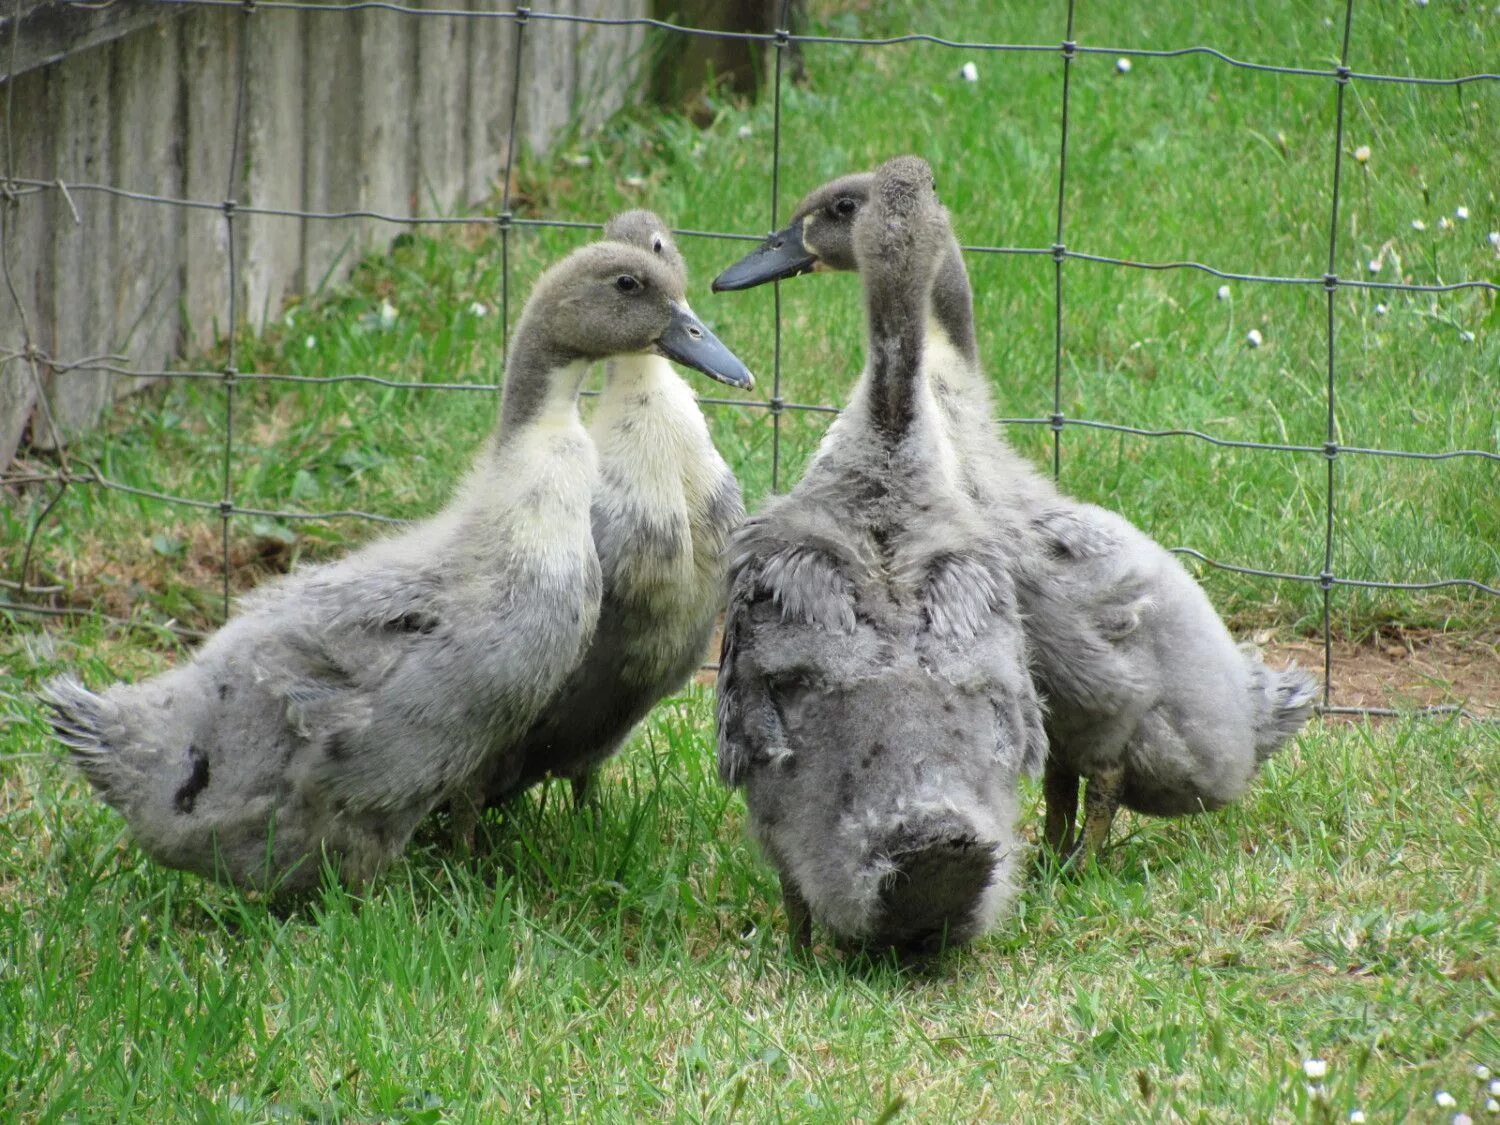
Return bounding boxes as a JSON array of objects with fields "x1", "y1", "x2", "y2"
[
  {"x1": 41, "y1": 675, "x2": 119, "y2": 780},
  {"x1": 1243, "y1": 651, "x2": 1318, "y2": 762}
]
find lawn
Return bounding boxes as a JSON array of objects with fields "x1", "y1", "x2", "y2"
[{"x1": 2, "y1": 0, "x2": 1497, "y2": 1120}]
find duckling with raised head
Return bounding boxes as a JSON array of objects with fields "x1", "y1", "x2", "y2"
[
  {"x1": 479, "y1": 212, "x2": 747, "y2": 809},
  {"x1": 714, "y1": 168, "x2": 1316, "y2": 868},
  {"x1": 717, "y1": 156, "x2": 1045, "y2": 952},
  {"x1": 43, "y1": 238, "x2": 753, "y2": 893}
]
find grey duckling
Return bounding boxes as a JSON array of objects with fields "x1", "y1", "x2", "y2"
[
  {"x1": 716, "y1": 156, "x2": 1046, "y2": 952},
  {"x1": 42, "y1": 239, "x2": 753, "y2": 893},
  {"x1": 478, "y1": 211, "x2": 747, "y2": 810},
  {"x1": 714, "y1": 168, "x2": 1317, "y2": 867}
]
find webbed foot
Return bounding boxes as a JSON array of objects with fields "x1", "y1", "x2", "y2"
[{"x1": 1062, "y1": 764, "x2": 1123, "y2": 871}]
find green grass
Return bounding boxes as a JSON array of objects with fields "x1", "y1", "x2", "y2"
[
  {"x1": 3, "y1": 626, "x2": 1498, "y2": 1121},
  {"x1": 2, "y1": 0, "x2": 1498, "y2": 1120}
]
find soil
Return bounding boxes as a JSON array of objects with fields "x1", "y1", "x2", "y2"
[{"x1": 1261, "y1": 629, "x2": 1499, "y2": 721}]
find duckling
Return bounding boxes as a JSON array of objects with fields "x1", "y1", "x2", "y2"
[
  {"x1": 479, "y1": 212, "x2": 747, "y2": 809},
  {"x1": 714, "y1": 168, "x2": 1316, "y2": 868},
  {"x1": 42, "y1": 239, "x2": 754, "y2": 893},
  {"x1": 716, "y1": 156, "x2": 1045, "y2": 952}
]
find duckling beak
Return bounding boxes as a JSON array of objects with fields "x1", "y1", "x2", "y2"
[
  {"x1": 656, "y1": 302, "x2": 756, "y2": 390},
  {"x1": 711, "y1": 218, "x2": 817, "y2": 292}
]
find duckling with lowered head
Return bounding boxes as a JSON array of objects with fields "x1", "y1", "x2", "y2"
[
  {"x1": 714, "y1": 167, "x2": 1316, "y2": 868},
  {"x1": 478, "y1": 212, "x2": 747, "y2": 809},
  {"x1": 43, "y1": 237, "x2": 753, "y2": 893},
  {"x1": 717, "y1": 156, "x2": 1045, "y2": 952}
]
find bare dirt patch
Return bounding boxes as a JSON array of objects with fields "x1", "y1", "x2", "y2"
[{"x1": 1262, "y1": 629, "x2": 1499, "y2": 720}]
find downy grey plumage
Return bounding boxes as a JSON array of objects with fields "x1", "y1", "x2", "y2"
[
  {"x1": 716, "y1": 157, "x2": 1045, "y2": 951},
  {"x1": 714, "y1": 167, "x2": 1317, "y2": 865},
  {"x1": 479, "y1": 211, "x2": 747, "y2": 808},
  {"x1": 42, "y1": 239, "x2": 754, "y2": 893}
]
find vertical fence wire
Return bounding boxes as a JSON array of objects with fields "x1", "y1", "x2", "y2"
[
  {"x1": 1051, "y1": 0, "x2": 1077, "y2": 483},
  {"x1": 220, "y1": 1, "x2": 253, "y2": 620},
  {"x1": 1320, "y1": 0, "x2": 1357, "y2": 709},
  {"x1": 767, "y1": 0, "x2": 792, "y2": 493},
  {"x1": 500, "y1": 4, "x2": 528, "y2": 367},
  {"x1": 0, "y1": 1, "x2": 1497, "y2": 718}
]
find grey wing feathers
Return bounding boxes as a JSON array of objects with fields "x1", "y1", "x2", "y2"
[
  {"x1": 756, "y1": 546, "x2": 857, "y2": 633},
  {"x1": 922, "y1": 553, "x2": 1008, "y2": 642},
  {"x1": 716, "y1": 564, "x2": 781, "y2": 788}
]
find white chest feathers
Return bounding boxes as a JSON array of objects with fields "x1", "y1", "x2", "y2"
[
  {"x1": 591, "y1": 355, "x2": 734, "y2": 594},
  {"x1": 451, "y1": 370, "x2": 599, "y2": 568}
]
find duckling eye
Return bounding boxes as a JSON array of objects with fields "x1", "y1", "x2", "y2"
[
  {"x1": 616, "y1": 275, "x2": 641, "y2": 293},
  {"x1": 834, "y1": 198, "x2": 857, "y2": 218}
]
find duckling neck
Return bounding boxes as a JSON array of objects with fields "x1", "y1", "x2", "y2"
[
  {"x1": 931, "y1": 235, "x2": 978, "y2": 368},
  {"x1": 862, "y1": 270, "x2": 933, "y2": 442},
  {"x1": 496, "y1": 335, "x2": 588, "y2": 440}
]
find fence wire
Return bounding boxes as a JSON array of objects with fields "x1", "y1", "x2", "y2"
[{"x1": 1, "y1": 0, "x2": 1497, "y2": 723}]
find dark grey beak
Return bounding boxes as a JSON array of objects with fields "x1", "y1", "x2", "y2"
[
  {"x1": 711, "y1": 218, "x2": 818, "y2": 292},
  {"x1": 656, "y1": 303, "x2": 755, "y2": 390}
]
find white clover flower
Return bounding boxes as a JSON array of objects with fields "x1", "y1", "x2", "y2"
[
  {"x1": 736, "y1": 124, "x2": 754, "y2": 139},
  {"x1": 1489, "y1": 232, "x2": 1500, "y2": 248},
  {"x1": 1493, "y1": 1079, "x2": 1500, "y2": 1096},
  {"x1": 960, "y1": 62, "x2": 979, "y2": 82},
  {"x1": 1461, "y1": 330, "x2": 1476, "y2": 343},
  {"x1": 1303, "y1": 1060, "x2": 1329, "y2": 1080},
  {"x1": 1412, "y1": 219, "x2": 1427, "y2": 231},
  {"x1": 1349, "y1": 1112, "x2": 1367, "y2": 1124},
  {"x1": 304, "y1": 334, "x2": 317, "y2": 350},
  {"x1": 1216, "y1": 284, "x2": 1231, "y2": 301},
  {"x1": 564, "y1": 153, "x2": 592, "y2": 169},
  {"x1": 623, "y1": 174, "x2": 646, "y2": 188},
  {"x1": 1116, "y1": 57, "x2": 1132, "y2": 74},
  {"x1": 1439, "y1": 216, "x2": 1453, "y2": 231},
  {"x1": 1368, "y1": 259, "x2": 1382, "y2": 274},
  {"x1": 1456, "y1": 1115, "x2": 1474, "y2": 1125},
  {"x1": 1246, "y1": 328, "x2": 1264, "y2": 348},
  {"x1": 1375, "y1": 303, "x2": 1389, "y2": 316},
  {"x1": 1353, "y1": 145, "x2": 1371, "y2": 163},
  {"x1": 378, "y1": 299, "x2": 398, "y2": 329},
  {"x1": 1475, "y1": 1065, "x2": 1491, "y2": 1080},
  {"x1": 1455, "y1": 205, "x2": 1470, "y2": 221},
  {"x1": 467, "y1": 302, "x2": 488, "y2": 317},
  {"x1": 1438, "y1": 1092, "x2": 1459, "y2": 1108},
  {"x1": 1485, "y1": 1097, "x2": 1498, "y2": 1114},
  {"x1": 1415, "y1": 0, "x2": 1429, "y2": 7}
]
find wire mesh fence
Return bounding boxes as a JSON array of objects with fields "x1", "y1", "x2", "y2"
[{"x1": 2, "y1": 0, "x2": 1497, "y2": 721}]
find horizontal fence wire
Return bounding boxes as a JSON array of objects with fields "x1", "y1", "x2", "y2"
[{"x1": 2, "y1": 0, "x2": 1496, "y2": 722}]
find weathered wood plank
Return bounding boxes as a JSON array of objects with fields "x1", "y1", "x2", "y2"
[
  {"x1": 0, "y1": 67, "x2": 51, "y2": 464},
  {"x1": 1, "y1": 0, "x2": 174, "y2": 83},
  {"x1": 575, "y1": 0, "x2": 646, "y2": 133},
  {"x1": 109, "y1": 19, "x2": 182, "y2": 396},
  {"x1": 357, "y1": 7, "x2": 417, "y2": 237},
  {"x1": 243, "y1": 7, "x2": 305, "y2": 327},
  {"x1": 465, "y1": 3, "x2": 516, "y2": 207},
  {"x1": 40, "y1": 44, "x2": 115, "y2": 448},
  {"x1": 519, "y1": 0, "x2": 577, "y2": 159},
  {"x1": 180, "y1": 6, "x2": 241, "y2": 354},
  {"x1": 301, "y1": 5, "x2": 362, "y2": 294},
  {"x1": 415, "y1": 0, "x2": 470, "y2": 215}
]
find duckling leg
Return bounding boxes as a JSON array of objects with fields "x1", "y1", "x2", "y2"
[
  {"x1": 569, "y1": 767, "x2": 596, "y2": 810},
  {"x1": 447, "y1": 791, "x2": 481, "y2": 856},
  {"x1": 781, "y1": 875, "x2": 813, "y2": 952},
  {"x1": 1065, "y1": 764, "x2": 1124, "y2": 868},
  {"x1": 1042, "y1": 758, "x2": 1080, "y2": 854}
]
